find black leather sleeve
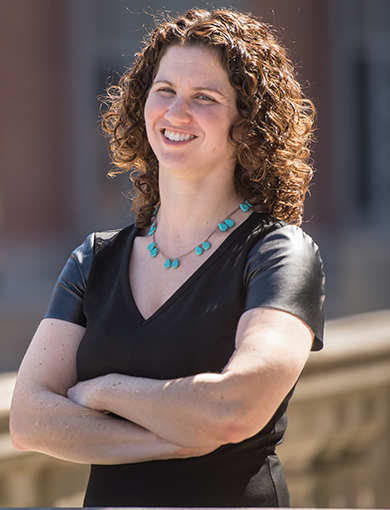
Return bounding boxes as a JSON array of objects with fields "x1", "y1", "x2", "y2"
[
  {"x1": 43, "y1": 234, "x2": 96, "y2": 327},
  {"x1": 243, "y1": 225, "x2": 325, "y2": 351}
]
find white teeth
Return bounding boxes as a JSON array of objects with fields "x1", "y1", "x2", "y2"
[{"x1": 164, "y1": 129, "x2": 194, "y2": 142}]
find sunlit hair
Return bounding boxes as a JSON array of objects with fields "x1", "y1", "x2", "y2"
[{"x1": 101, "y1": 8, "x2": 315, "y2": 227}]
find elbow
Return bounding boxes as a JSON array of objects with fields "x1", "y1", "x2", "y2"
[
  {"x1": 9, "y1": 420, "x2": 31, "y2": 452},
  {"x1": 208, "y1": 403, "x2": 264, "y2": 445},
  {"x1": 9, "y1": 433, "x2": 29, "y2": 452},
  {"x1": 218, "y1": 417, "x2": 260, "y2": 445},
  {"x1": 9, "y1": 406, "x2": 38, "y2": 452}
]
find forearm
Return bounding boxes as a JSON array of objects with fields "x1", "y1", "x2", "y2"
[
  {"x1": 70, "y1": 371, "x2": 244, "y2": 448},
  {"x1": 10, "y1": 388, "x2": 186, "y2": 465}
]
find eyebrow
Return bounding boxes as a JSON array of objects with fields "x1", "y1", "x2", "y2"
[{"x1": 153, "y1": 80, "x2": 226, "y2": 98}]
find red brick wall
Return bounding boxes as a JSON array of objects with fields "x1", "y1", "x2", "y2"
[
  {"x1": 246, "y1": 0, "x2": 333, "y2": 227},
  {"x1": 0, "y1": 0, "x2": 72, "y2": 237}
]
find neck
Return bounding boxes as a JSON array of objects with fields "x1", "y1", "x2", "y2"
[{"x1": 157, "y1": 177, "x2": 241, "y2": 240}]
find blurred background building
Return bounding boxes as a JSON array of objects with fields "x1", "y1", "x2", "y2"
[{"x1": 0, "y1": 0, "x2": 389, "y2": 507}]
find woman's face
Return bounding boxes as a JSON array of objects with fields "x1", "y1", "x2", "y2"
[{"x1": 144, "y1": 44, "x2": 239, "y2": 181}]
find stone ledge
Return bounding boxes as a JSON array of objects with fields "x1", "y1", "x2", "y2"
[
  {"x1": 0, "y1": 507, "x2": 384, "y2": 510},
  {"x1": 294, "y1": 357, "x2": 390, "y2": 402},
  {"x1": 0, "y1": 372, "x2": 16, "y2": 418},
  {"x1": 305, "y1": 309, "x2": 390, "y2": 371}
]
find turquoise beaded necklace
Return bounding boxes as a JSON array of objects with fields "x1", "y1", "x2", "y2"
[{"x1": 147, "y1": 200, "x2": 253, "y2": 269}]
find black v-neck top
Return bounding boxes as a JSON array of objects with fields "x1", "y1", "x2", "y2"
[{"x1": 44, "y1": 213, "x2": 325, "y2": 507}]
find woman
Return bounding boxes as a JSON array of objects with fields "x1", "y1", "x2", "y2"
[{"x1": 10, "y1": 8, "x2": 325, "y2": 508}]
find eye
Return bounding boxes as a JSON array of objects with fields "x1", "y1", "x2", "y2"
[
  {"x1": 157, "y1": 87, "x2": 175, "y2": 95},
  {"x1": 197, "y1": 94, "x2": 216, "y2": 102}
]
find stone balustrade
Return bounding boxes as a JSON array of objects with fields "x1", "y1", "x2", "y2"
[
  {"x1": 1, "y1": 309, "x2": 389, "y2": 507},
  {"x1": 277, "y1": 309, "x2": 390, "y2": 508},
  {"x1": 0, "y1": 373, "x2": 88, "y2": 507}
]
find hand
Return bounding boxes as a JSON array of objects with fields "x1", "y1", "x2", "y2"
[
  {"x1": 172, "y1": 444, "x2": 220, "y2": 459},
  {"x1": 67, "y1": 377, "x2": 106, "y2": 411},
  {"x1": 68, "y1": 377, "x2": 222, "y2": 460}
]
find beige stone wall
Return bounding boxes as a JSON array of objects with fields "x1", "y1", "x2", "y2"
[
  {"x1": 1, "y1": 310, "x2": 390, "y2": 507},
  {"x1": 0, "y1": 373, "x2": 89, "y2": 507},
  {"x1": 278, "y1": 310, "x2": 390, "y2": 508}
]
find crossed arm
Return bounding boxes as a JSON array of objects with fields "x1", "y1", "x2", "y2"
[{"x1": 10, "y1": 307, "x2": 313, "y2": 464}]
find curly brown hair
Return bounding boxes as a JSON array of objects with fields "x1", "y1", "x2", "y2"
[{"x1": 101, "y1": 8, "x2": 315, "y2": 227}]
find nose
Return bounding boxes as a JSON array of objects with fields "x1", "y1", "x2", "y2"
[{"x1": 164, "y1": 95, "x2": 192, "y2": 125}]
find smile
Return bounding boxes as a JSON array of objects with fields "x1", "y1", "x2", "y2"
[{"x1": 163, "y1": 129, "x2": 195, "y2": 142}]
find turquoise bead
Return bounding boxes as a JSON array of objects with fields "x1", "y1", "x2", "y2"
[
  {"x1": 146, "y1": 201, "x2": 253, "y2": 270},
  {"x1": 148, "y1": 223, "x2": 156, "y2": 236}
]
